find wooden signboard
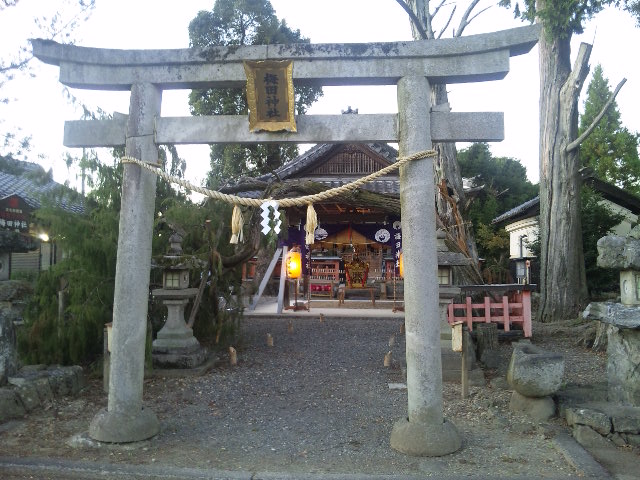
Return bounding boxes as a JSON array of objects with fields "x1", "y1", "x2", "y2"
[
  {"x1": 0, "y1": 194, "x2": 32, "y2": 232},
  {"x1": 451, "y1": 322, "x2": 463, "y2": 352},
  {"x1": 244, "y1": 60, "x2": 296, "y2": 132}
]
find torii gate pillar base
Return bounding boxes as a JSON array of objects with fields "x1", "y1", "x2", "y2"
[
  {"x1": 89, "y1": 407, "x2": 160, "y2": 443},
  {"x1": 390, "y1": 417, "x2": 461, "y2": 457}
]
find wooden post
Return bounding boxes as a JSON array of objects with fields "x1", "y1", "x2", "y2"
[
  {"x1": 502, "y1": 295, "x2": 510, "y2": 332},
  {"x1": 277, "y1": 246, "x2": 288, "y2": 314},
  {"x1": 461, "y1": 327, "x2": 469, "y2": 399}
]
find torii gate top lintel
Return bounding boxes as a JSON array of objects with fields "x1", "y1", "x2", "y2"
[{"x1": 31, "y1": 24, "x2": 539, "y2": 90}]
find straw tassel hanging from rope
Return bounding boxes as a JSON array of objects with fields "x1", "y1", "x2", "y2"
[
  {"x1": 305, "y1": 203, "x2": 317, "y2": 245},
  {"x1": 230, "y1": 204, "x2": 244, "y2": 244}
]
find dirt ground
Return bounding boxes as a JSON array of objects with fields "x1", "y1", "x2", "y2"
[{"x1": 0, "y1": 315, "x2": 638, "y2": 479}]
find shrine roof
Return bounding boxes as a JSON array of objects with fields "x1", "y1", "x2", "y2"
[
  {"x1": 0, "y1": 158, "x2": 84, "y2": 214},
  {"x1": 255, "y1": 142, "x2": 400, "y2": 195}
]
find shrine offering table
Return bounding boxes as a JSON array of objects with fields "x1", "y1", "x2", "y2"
[{"x1": 338, "y1": 286, "x2": 376, "y2": 306}]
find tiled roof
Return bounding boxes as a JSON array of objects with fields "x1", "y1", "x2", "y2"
[
  {"x1": 491, "y1": 196, "x2": 540, "y2": 225},
  {"x1": 0, "y1": 158, "x2": 84, "y2": 214},
  {"x1": 254, "y1": 143, "x2": 401, "y2": 196}
]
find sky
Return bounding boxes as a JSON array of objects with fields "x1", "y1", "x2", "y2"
[{"x1": 1, "y1": 0, "x2": 639, "y2": 190}]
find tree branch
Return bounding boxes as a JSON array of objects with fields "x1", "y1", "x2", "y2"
[
  {"x1": 431, "y1": 0, "x2": 450, "y2": 21},
  {"x1": 455, "y1": 0, "x2": 484, "y2": 37},
  {"x1": 465, "y1": 5, "x2": 492, "y2": 29},
  {"x1": 566, "y1": 77, "x2": 627, "y2": 153},
  {"x1": 437, "y1": 5, "x2": 456, "y2": 39},
  {"x1": 394, "y1": 0, "x2": 428, "y2": 39}
]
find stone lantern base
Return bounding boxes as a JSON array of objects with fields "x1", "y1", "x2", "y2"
[
  {"x1": 151, "y1": 296, "x2": 208, "y2": 369},
  {"x1": 152, "y1": 343, "x2": 209, "y2": 370}
]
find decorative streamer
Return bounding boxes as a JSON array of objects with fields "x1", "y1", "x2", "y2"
[
  {"x1": 305, "y1": 203, "x2": 317, "y2": 245},
  {"x1": 260, "y1": 200, "x2": 281, "y2": 236},
  {"x1": 230, "y1": 205, "x2": 244, "y2": 244}
]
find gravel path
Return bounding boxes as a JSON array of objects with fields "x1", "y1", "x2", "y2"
[{"x1": 0, "y1": 316, "x2": 607, "y2": 478}]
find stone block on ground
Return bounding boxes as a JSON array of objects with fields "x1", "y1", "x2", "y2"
[
  {"x1": 610, "y1": 433, "x2": 628, "y2": 447},
  {"x1": 572, "y1": 424, "x2": 613, "y2": 449},
  {"x1": 46, "y1": 367, "x2": 70, "y2": 396},
  {"x1": 509, "y1": 391, "x2": 556, "y2": 422},
  {"x1": 507, "y1": 342, "x2": 564, "y2": 397},
  {"x1": 14, "y1": 382, "x2": 41, "y2": 412},
  {"x1": 0, "y1": 388, "x2": 25, "y2": 422},
  {"x1": 565, "y1": 407, "x2": 612, "y2": 436},
  {"x1": 626, "y1": 433, "x2": 640, "y2": 447},
  {"x1": 611, "y1": 407, "x2": 640, "y2": 433},
  {"x1": 606, "y1": 327, "x2": 640, "y2": 406},
  {"x1": 33, "y1": 377, "x2": 54, "y2": 403}
]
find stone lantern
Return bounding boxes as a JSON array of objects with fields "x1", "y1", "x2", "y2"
[
  {"x1": 151, "y1": 232, "x2": 208, "y2": 369},
  {"x1": 583, "y1": 233, "x2": 640, "y2": 406}
]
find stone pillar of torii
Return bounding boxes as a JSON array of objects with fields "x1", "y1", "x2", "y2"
[{"x1": 32, "y1": 24, "x2": 539, "y2": 455}]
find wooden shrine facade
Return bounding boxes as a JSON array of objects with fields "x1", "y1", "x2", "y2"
[{"x1": 242, "y1": 142, "x2": 405, "y2": 294}]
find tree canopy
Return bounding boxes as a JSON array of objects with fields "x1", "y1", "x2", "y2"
[
  {"x1": 188, "y1": 0, "x2": 322, "y2": 188},
  {"x1": 458, "y1": 143, "x2": 537, "y2": 282},
  {"x1": 579, "y1": 64, "x2": 640, "y2": 194}
]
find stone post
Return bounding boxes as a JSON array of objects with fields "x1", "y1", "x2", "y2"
[
  {"x1": 390, "y1": 75, "x2": 461, "y2": 456},
  {"x1": 89, "y1": 83, "x2": 161, "y2": 442}
]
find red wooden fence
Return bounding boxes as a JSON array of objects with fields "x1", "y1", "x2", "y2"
[{"x1": 447, "y1": 290, "x2": 532, "y2": 338}]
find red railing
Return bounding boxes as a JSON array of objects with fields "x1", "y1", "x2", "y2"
[{"x1": 447, "y1": 288, "x2": 532, "y2": 338}]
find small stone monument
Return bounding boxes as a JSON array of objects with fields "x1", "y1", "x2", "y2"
[
  {"x1": 583, "y1": 230, "x2": 640, "y2": 406},
  {"x1": 151, "y1": 233, "x2": 208, "y2": 369}
]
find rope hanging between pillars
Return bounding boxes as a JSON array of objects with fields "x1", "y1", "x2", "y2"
[{"x1": 121, "y1": 149, "x2": 437, "y2": 243}]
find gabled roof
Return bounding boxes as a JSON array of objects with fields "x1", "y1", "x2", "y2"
[
  {"x1": 0, "y1": 157, "x2": 84, "y2": 214},
  {"x1": 257, "y1": 143, "x2": 401, "y2": 195},
  {"x1": 492, "y1": 173, "x2": 640, "y2": 226}
]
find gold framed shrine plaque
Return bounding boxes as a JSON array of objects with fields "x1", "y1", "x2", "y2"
[{"x1": 244, "y1": 60, "x2": 296, "y2": 132}]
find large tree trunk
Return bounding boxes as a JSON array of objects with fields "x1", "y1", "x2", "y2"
[{"x1": 537, "y1": 15, "x2": 590, "y2": 321}]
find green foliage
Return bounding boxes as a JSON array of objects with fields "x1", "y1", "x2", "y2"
[
  {"x1": 458, "y1": 143, "x2": 538, "y2": 283},
  {"x1": 18, "y1": 146, "x2": 190, "y2": 366},
  {"x1": 475, "y1": 223, "x2": 511, "y2": 283},
  {"x1": 500, "y1": 0, "x2": 615, "y2": 39},
  {"x1": 579, "y1": 65, "x2": 640, "y2": 194},
  {"x1": 188, "y1": 0, "x2": 322, "y2": 187}
]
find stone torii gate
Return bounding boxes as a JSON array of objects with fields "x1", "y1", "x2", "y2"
[{"x1": 32, "y1": 24, "x2": 539, "y2": 456}]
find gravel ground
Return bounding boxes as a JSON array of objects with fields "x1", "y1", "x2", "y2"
[{"x1": 0, "y1": 315, "x2": 619, "y2": 478}]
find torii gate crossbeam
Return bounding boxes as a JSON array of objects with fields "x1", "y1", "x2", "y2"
[{"x1": 31, "y1": 24, "x2": 539, "y2": 456}]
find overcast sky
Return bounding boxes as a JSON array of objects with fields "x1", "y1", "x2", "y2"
[{"x1": 1, "y1": 0, "x2": 639, "y2": 190}]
